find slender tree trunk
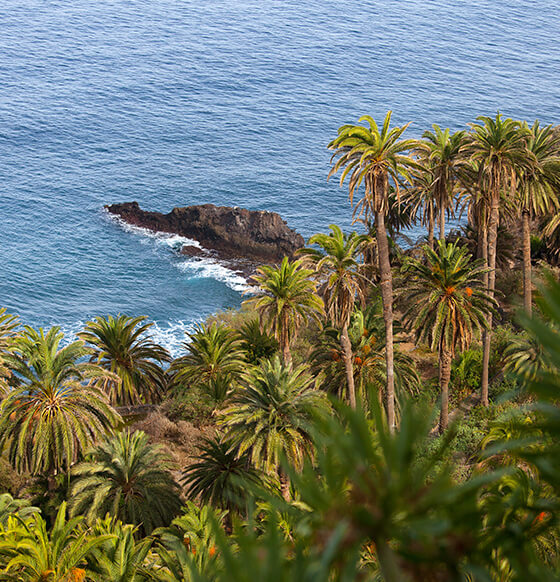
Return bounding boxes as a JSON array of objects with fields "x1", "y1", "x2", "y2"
[
  {"x1": 282, "y1": 341, "x2": 292, "y2": 368},
  {"x1": 428, "y1": 204, "x2": 434, "y2": 250},
  {"x1": 481, "y1": 195, "x2": 499, "y2": 407},
  {"x1": 439, "y1": 206, "x2": 445, "y2": 241},
  {"x1": 522, "y1": 210, "x2": 532, "y2": 316},
  {"x1": 439, "y1": 347, "x2": 452, "y2": 432},
  {"x1": 340, "y1": 324, "x2": 356, "y2": 409},
  {"x1": 375, "y1": 210, "x2": 396, "y2": 431},
  {"x1": 280, "y1": 471, "x2": 291, "y2": 501}
]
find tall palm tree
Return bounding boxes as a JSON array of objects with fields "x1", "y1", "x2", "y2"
[
  {"x1": 244, "y1": 257, "x2": 324, "y2": 367},
  {"x1": 328, "y1": 111, "x2": 417, "y2": 429},
  {"x1": 182, "y1": 436, "x2": 261, "y2": 514},
  {"x1": 0, "y1": 502, "x2": 110, "y2": 582},
  {"x1": 517, "y1": 121, "x2": 560, "y2": 314},
  {"x1": 220, "y1": 356, "x2": 329, "y2": 500},
  {"x1": 79, "y1": 314, "x2": 171, "y2": 406},
  {"x1": 402, "y1": 241, "x2": 496, "y2": 431},
  {"x1": 170, "y1": 322, "x2": 246, "y2": 403},
  {"x1": 70, "y1": 430, "x2": 182, "y2": 536},
  {"x1": 462, "y1": 113, "x2": 534, "y2": 405},
  {"x1": 0, "y1": 308, "x2": 19, "y2": 396},
  {"x1": 0, "y1": 326, "x2": 119, "y2": 476},
  {"x1": 415, "y1": 125, "x2": 466, "y2": 241},
  {"x1": 299, "y1": 224, "x2": 366, "y2": 408}
]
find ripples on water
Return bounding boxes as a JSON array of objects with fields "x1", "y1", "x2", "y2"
[{"x1": 0, "y1": 0, "x2": 558, "y2": 353}]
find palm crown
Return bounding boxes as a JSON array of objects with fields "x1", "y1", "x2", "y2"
[
  {"x1": 244, "y1": 257, "x2": 323, "y2": 366},
  {"x1": 0, "y1": 326, "x2": 119, "y2": 474},
  {"x1": 79, "y1": 314, "x2": 171, "y2": 406},
  {"x1": 70, "y1": 430, "x2": 182, "y2": 536},
  {"x1": 170, "y1": 322, "x2": 245, "y2": 403},
  {"x1": 403, "y1": 242, "x2": 495, "y2": 354},
  {"x1": 328, "y1": 111, "x2": 417, "y2": 223}
]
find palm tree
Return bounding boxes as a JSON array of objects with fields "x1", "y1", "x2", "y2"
[
  {"x1": 299, "y1": 224, "x2": 366, "y2": 408},
  {"x1": 0, "y1": 493, "x2": 38, "y2": 526},
  {"x1": 402, "y1": 241, "x2": 496, "y2": 431},
  {"x1": 415, "y1": 125, "x2": 466, "y2": 241},
  {"x1": 311, "y1": 305, "x2": 421, "y2": 412},
  {"x1": 0, "y1": 308, "x2": 18, "y2": 396},
  {"x1": 0, "y1": 326, "x2": 119, "y2": 476},
  {"x1": 220, "y1": 356, "x2": 329, "y2": 500},
  {"x1": 404, "y1": 164, "x2": 437, "y2": 250},
  {"x1": 516, "y1": 121, "x2": 560, "y2": 314},
  {"x1": 463, "y1": 113, "x2": 534, "y2": 405},
  {"x1": 182, "y1": 436, "x2": 261, "y2": 514},
  {"x1": 79, "y1": 314, "x2": 171, "y2": 406},
  {"x1": 0, "y1": 502, "x2": 110, "y2": 582},
  {"x1": 87, "y1": 516, "x2": 152, "y2": 582},
  {"x1": 70, "y1": 430, "x2": 182, "y2": 536},
  {"x1": 170, "y1": 322, "x2": 246, "y2": 403},
  {"x1": 152, "y1": 502, "x2": 227, "y2": 581},
  {"x1": 328, "y1": 111, "x2": 417, "y2": 430},
  {"x1": 244, "y1": 257, "x2": 324, "y2": 367},
  {"x1": 236, "y1": 319, "x2": 278, "y2": 364}
]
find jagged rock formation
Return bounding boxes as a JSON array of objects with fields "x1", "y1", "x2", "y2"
[{"x1": 105, "y1": 202, "x2": 304, "y2": 263}]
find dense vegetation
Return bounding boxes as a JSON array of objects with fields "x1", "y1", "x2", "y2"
[{"x1": 0, "y1": 112, "x2": 559, "y2": 580}]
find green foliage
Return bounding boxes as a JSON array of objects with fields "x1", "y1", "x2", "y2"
[
  {"x1": 403, "y1": 241, "x2": 496, "y2": 354},
  {"x1": 311, "y1": 304, "x2": 420, "y2": 408},
  {"x1": 327, "y1": 111, "x2": 417, "y2": 222},
  {"x1": 79, "y1": 314, "x2": 171, "y2": 406},
  {"x1": 244, "y1": 257, "x2": 324, "y2": 364},
  {"x1": 170, "y1": 322, "x2": 246, "y2": 403},
  {"x1": 450, "y1": 348, "x2": 482, "y2": 399},
  {"x1": 161, "y1": 389, "x2": 216, "y2": 427},
  {"x1": 236, "y1": 319, "x2": 278, "y2": 364},
  {"x1": 0, "y1": 326, "x2": 120, "y2": 475},
  {"x1": 86, "y1": 516, "x2": 152, "y2": 582},
  {"x1": 0, "y1": 309, "x2": 19, "y2": 396},
  {"x1": 70, "y1": 430, "x2": 182, "y2": 536},
  {"x1": 220, "y1": 357, "x2": 330, "y2": 476},
  {"x1": 182, "y1": 436, "x2": 262, "y2": 513},
  {"x1": 151, "y1": 502, "x2": 227, "y2": 581},
  {"x1": 0, "y1": 493, "x2": 38, "y2": 526},
  {"x1": 0, "y1": 502, "x2": 111, "y2": 581}
]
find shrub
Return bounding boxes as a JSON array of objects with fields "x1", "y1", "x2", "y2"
[{"x1": 162, "y1": 389, "x2": 216, "y2": 427}]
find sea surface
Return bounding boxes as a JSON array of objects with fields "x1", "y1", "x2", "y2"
[{"x1": 1, "y1": 0, "x2": 558, "y2": 354}]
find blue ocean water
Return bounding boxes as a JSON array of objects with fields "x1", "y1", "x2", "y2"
[{"x1": 1, "y1": 0, "x2": 558, "y2": 353}]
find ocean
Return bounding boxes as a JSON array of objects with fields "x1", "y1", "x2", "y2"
[{"x1": 1, "y1": 0, "x2": 558, "y2": 354}]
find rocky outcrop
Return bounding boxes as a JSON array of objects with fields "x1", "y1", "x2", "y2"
[{"x1": 105, "y1": 202, "x2": 304, "y2": 263}]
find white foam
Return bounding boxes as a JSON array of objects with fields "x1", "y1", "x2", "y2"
[
  {"x1": 148, "y1": 320, "x2": 195, "y2": 358},
  {"x1": 103, "y1": 208, "x2": 252, "y2": 293},
  {"x1": 103, "y1": 209, "x2": 202, "y2": 249},
  {"x1": 177, "y1": 257, "x2": 251, "y2": 293}
]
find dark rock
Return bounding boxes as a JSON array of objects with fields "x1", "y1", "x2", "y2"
[
  {"x1": 105, "y1": 201, "x2": 304, "y2": 263},
  {"x1": 180, "y1": 245, "x2": 209, "y2": 258}
]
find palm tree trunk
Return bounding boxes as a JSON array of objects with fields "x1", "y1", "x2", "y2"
[
  {"x1": 481, "y1": 195, "x2": 499, "y2": 407},
  {"x1": 282, "y1": 342, "x2": 292, "y2": 368},
  {"x1": 428, "y1": 204, "x2": 434, "y2": 250},
  {"x1": 340, "y1": 324, "x2": 356, "y2": 409},
  {"x1": 522, "y1": 210, "x2": 532, "y2": 315},
  {"x1": 439, "y1": 347, "x2": 452, "y2": 432},
  {"x1": 375, "y1": 210, "x2": 396, "y2": 431},
  {"x1": 280, "y1": 471, "x2": 291, "y2": 501},
  {"x1": 439, "y1": 206, "x2": 445, "y2": 241}
]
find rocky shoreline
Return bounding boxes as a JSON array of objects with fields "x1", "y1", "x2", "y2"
[{"x1": 105, "y1": 202, "x2": 304, "y2": 270}]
